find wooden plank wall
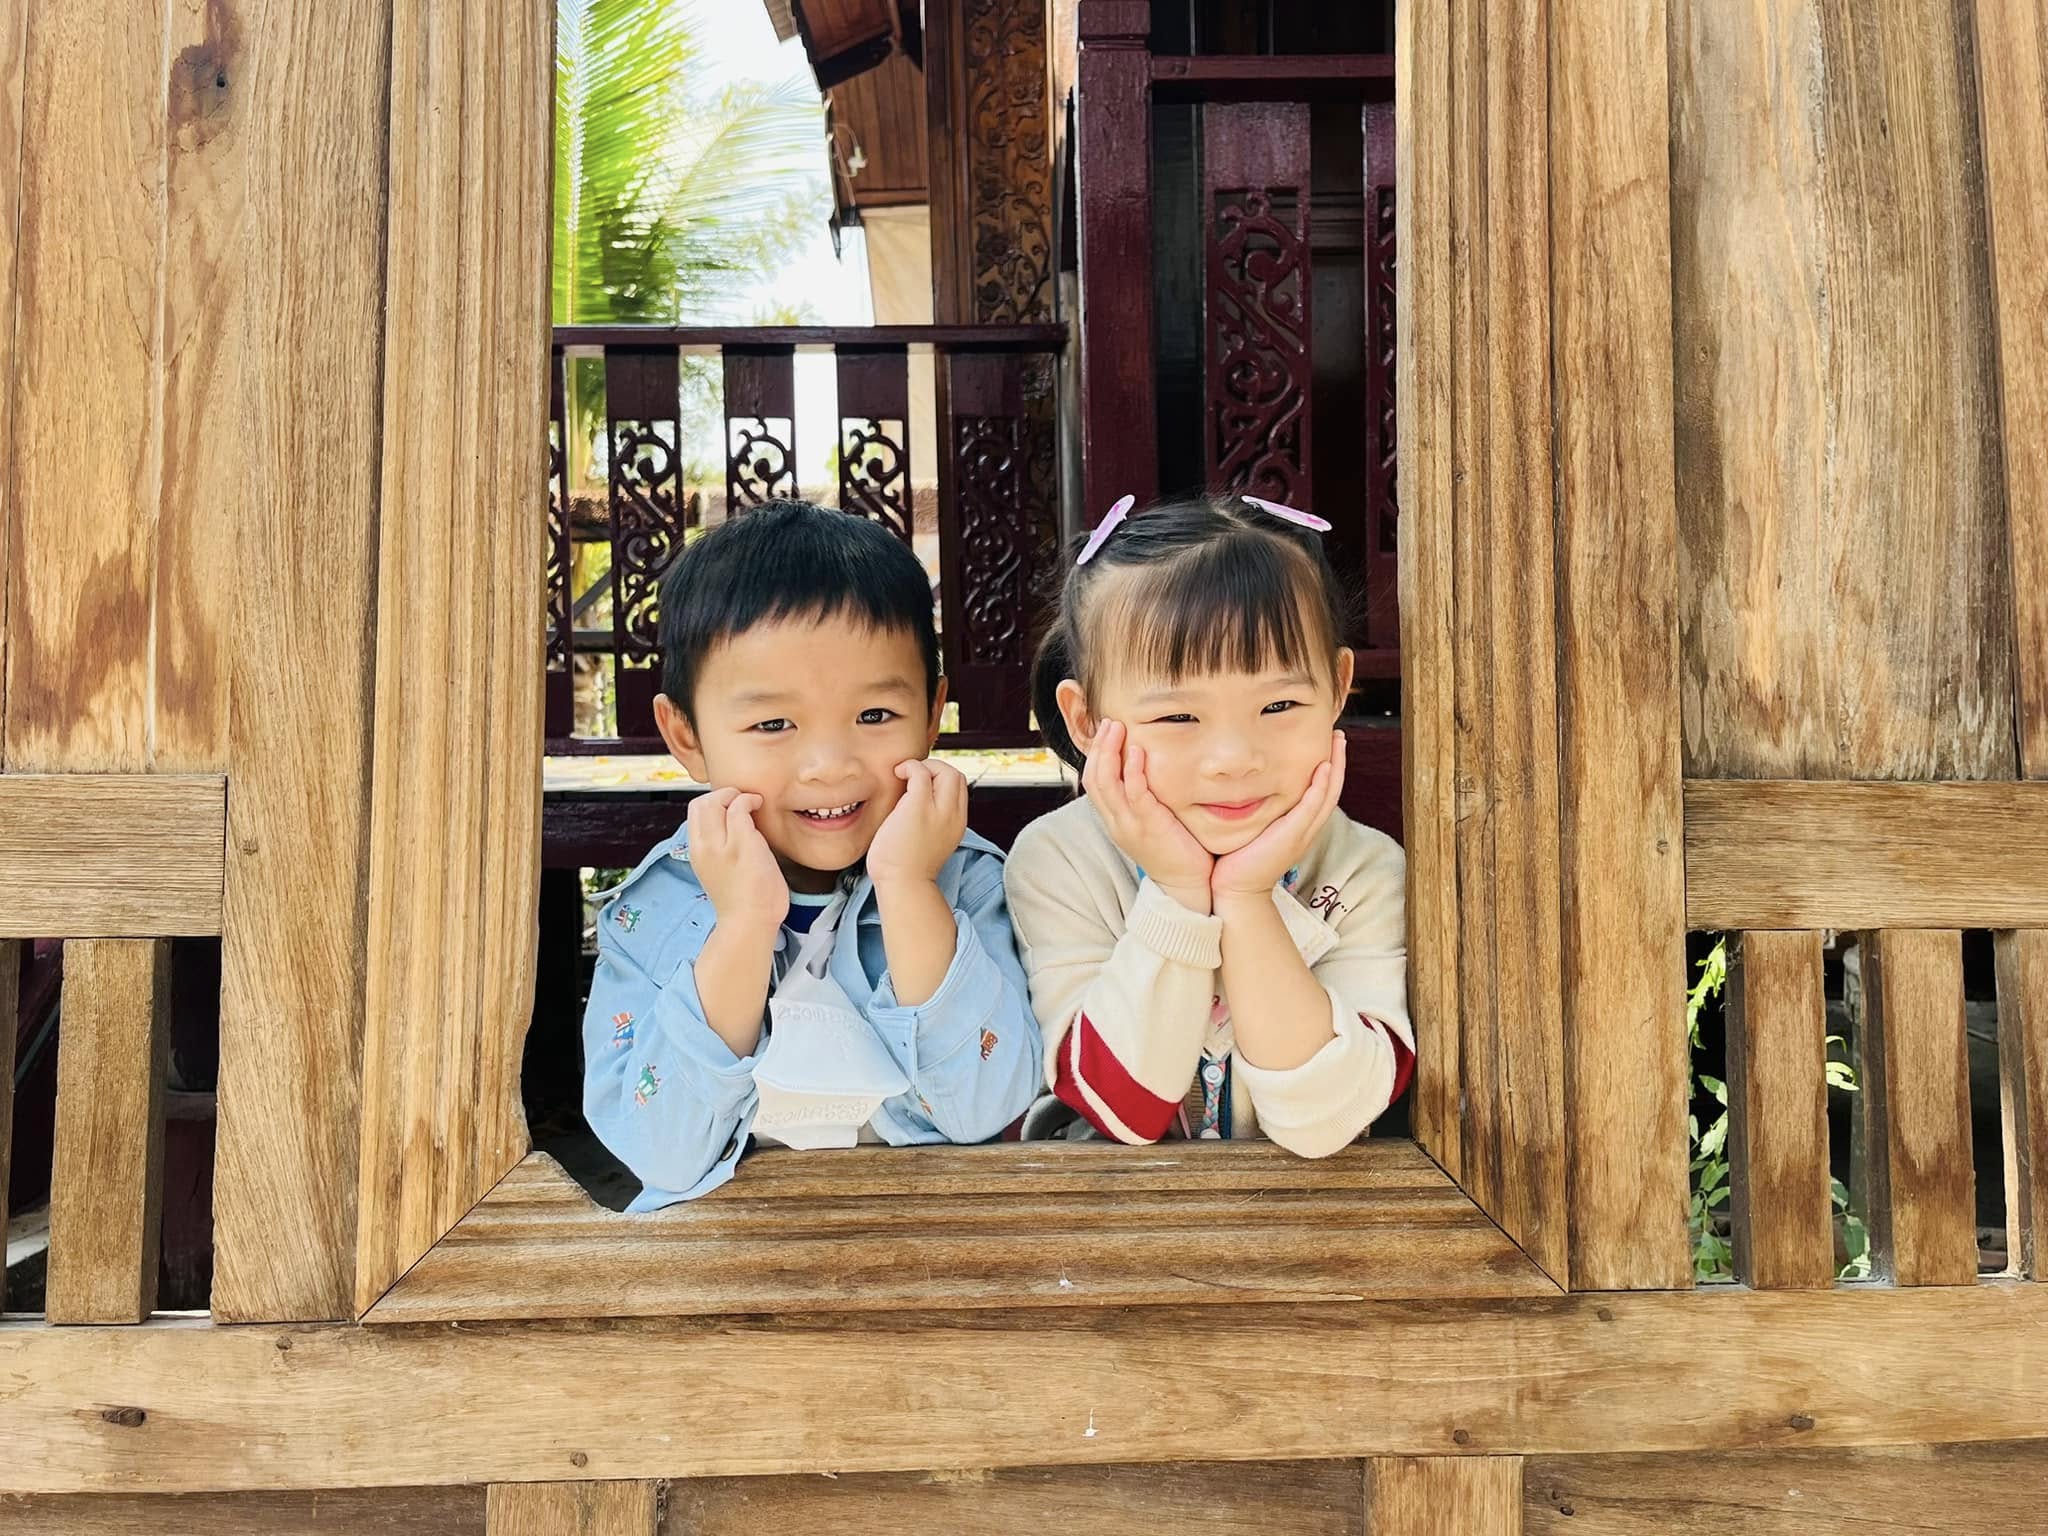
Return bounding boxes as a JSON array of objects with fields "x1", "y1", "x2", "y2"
[{"x1": 1670, "y1": 0, "x2": 2013, "y2": 782}]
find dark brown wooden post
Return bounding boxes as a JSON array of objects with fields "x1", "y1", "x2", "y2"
[{"x1": 1075, "y1": 1, "x2": 1157, "y2": 519}]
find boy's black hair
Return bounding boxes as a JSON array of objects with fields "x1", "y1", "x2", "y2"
[
  {"x1": 1030, "y1": 493, "x2": 1352, "y2": 772},
  {"x1": 658, "y1": 500, "x2": 940, "y2": 720}
]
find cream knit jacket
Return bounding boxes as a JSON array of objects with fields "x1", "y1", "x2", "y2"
[{"x1": 1003, "y1": 795, "x2": 1412, "y2": 1156}]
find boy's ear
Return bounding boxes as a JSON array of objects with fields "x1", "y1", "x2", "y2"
[
  {"x1": 925, "y1": 675, "x2": 950, "y2": 753},
  {"x1": 1331, "y1": 648, "x2": 1356, "y2": 719},
  {"x1": 654, "y1": 694, "x2": 710, "y2": 783},
  {"x1": 1054, "y1": 679, "x2": 1098, "y2": 754}
]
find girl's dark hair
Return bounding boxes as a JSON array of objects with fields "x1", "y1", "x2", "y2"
[{"x1": 1029, "y1": 493, "x2": 1352, "y2": 772}]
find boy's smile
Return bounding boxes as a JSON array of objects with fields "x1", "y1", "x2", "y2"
[{"x1": 656, "y1": 612, "x2": 946, "y2": 893}]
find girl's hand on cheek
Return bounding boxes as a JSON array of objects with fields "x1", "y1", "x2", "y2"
[
  {"x1": 688, "y1": 787, "x2": 790, "y2": 933},
  {"x1": 1211, "y1": 730, "x2": 1347, "y2": 901},
  {"x1": 1084, "y1": 719, "x2": 1214, "y2": 912}
]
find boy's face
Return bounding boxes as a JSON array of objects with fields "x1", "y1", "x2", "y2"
[{"x1": 656, "y1": 612, "x2": 945, "y2": 890}]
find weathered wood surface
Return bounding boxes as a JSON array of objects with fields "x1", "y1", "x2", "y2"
[
  {"x1": 0, "y1": 774, "x2": 225, "y2": 938},
  {"x1": 356, "y1": 0, "x2": 551, "y2": 1315},
  {"x1": 487, "y1": 1480, "x2": 657, "y2": 1536},
  {"x1": 1395, "y1": 0, "x2": 1460, "y2": 1186},
  {"x1": 44, "y1": 940, "x2": 171, "y2": 1323},
  {"x1": 1860, "y1": 930, "x2": 1977, "y2": 1286},
  {"x1": 1550, "y1": 0, "x2": 1691, "y2": 1290},
  {"x1": 1669, "y1": 0, "x2": 2012, "y2": 781},
  {"x1": 365, "y1": 1144, "x2": 1557, "y2": 1323},
  {"x1": 0, "y1": 0, "x2": 26, "y2": 741},
  {"x1": 1368, "y1": 1457, "x2": 1520, "y2": 1536},
  {"x1": 1524, "y1": 1441, "x2": 2048, "y2": 1533},
  {"x1": 1442, "y1": 0, "x2": 1567, "y2": 1289},
  {"x1": 1685, "y1": 780, "x2": 2048, "y2": 930},
  {"x1": 0, "y1": 940, "x2": 18, "y2": 1312},
  {"x1": 1726, "y1": 931, "x2": 1834, "y2": 1289},
  {"x1": 9, "y1": 1288, "x2": 2048, "y2": 1492},
  {"x1": 1975, "y1": 2, "x2": 2048, "y2": 780},
  {"x1": 667, "y1": 1462, "x2": 1365, "y2": 1536},
  {"x1": 1996, "y1": 930, "x2": 2048, "y2": 1278},
  {"x1": 210, "y1": 0, "x2": 391, "y2": 1322},
  {"x1": 0, "y1": 1486, "x2": 486, "y2": 1534}
]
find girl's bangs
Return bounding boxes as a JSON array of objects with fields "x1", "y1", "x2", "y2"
[{"x1": 1088, "y1": 535, "x2": 1336, "y2": 688}]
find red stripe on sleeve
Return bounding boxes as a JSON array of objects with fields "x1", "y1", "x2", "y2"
[
  {"x1": 1374, "y1": 1018, "x2": 1416, "y2": 1106},
  {"x1": 1052, "y1": 1013, "x2": 1184, "y2": 1143}
]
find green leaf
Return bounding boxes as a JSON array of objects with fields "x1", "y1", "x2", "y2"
[
  {"x1": 1699, "y1": 1114, "x2": 1729, "y2": 1159},
  {"x1": 1700, "y1": 1074, "x2": 1727, "y2": 1105}
]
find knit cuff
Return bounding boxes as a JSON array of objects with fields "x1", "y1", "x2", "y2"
[{"x1": 1127, "y1": 877, "x2": 1224, "y2": 968}]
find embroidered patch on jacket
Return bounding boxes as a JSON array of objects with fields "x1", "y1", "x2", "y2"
[
  {"x1": 1306, "y1": 884, "x2": 1349, "y2": 919},
  {"x1": 610, "y1": 1012, "x2": 635, "y2": 1049},
  {"x1": 633, "y1": 1064, "x2": 661, "y2": 1105},
  {"x1": 978, "y1": 1028, "x2": 999, "y2": 1060},
  {"x1": 613, "y1": 904, "x2": 642, "y2": 933}
]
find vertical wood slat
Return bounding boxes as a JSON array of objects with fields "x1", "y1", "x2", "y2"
[
  {"x1": 1074, "y1": 1, "x2": 1158, "y2": 517},
  {"x1": 45, "y1": 940, "x2": 171, "y2": 1323},
  {"x1": 0, "y1": 0, "x2": 27, "y2": 744},
  {"x1": 1973, "y1": 1, "x2": 2048, "y2": 780},
  {"x1": 210, "y1": 0, "x2": 392, "y2": 1324},
  {"x1": 1202, "y1": 101, "x2": 1313, "y2": 504},
  {"x1": 835, "y1": 345, "x2": 915, "y2": 542},
  {"x1": 0, "y1": 940, "x2": 17, "y2": 1312},
  {"x1": 1860, "y1": 929, "x2": 1977, "y2": 1286},
  {"x1": 1671, "y1": 0, "x2": 2013, "y2": 783},
  {"x1": 722, "y1": 345, "x2": 797, "y2": 509},
  {"x1": 356, "y1": 0, "x2": 550, "y2": 1316},
  {"x1": 1395, "y1": 0, "x2": 1459, "y2": 1179},
  {"x1": 1443, "y1": 0, "x2": 1568, "y2": 1289},
  {"x1": 1996, "y1": 930, "x2": 2048, "y2": 1278},
  {"x1": 1369, "y1": 1458, "x2": 1522, "y2": 1535},
  {"x1": 1360, "y1": 98, "x2": 1399, "y2": 655},
  {"x1": 486, "y1": 1481, "x2": 657, "y2": 1536},
  {"x1": 1550, "y1": 0, "x2": 1692, "y2": 1289},
  {"x1": 1726, "y1": 930, "x2": 1834, "y2": 1289},
  {"x1": 606, "y1": 345, "x2": 684, "y2": 745}
]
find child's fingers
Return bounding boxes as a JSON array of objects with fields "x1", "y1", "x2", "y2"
[{"x1": 1325, "y1": 731, "x2": 1349, "y2": 807}]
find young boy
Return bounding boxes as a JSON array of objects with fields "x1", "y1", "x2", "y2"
[{"x1": 582, "y1": 500, "x2": 1041, "y2": 1209}]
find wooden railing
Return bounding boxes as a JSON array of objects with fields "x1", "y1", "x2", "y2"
[{"x1": 545, "y1": 324, "x2": 1066, "y2": 755}]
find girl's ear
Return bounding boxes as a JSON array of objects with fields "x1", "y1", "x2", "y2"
[
  {"x1": 1054, "y1": 678, "x2": 1099, "y2": 754},
  {"x1": 654, "y1": 694, "x2": 710, "y2": 783},
  {"x1": 1330, "y1": 648, "x2": 1356, "y2": 719},
  {"x1": 925, "y1": 675, "x2": 950, "y2": 753}
]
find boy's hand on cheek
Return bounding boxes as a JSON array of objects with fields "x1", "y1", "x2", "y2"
[
  {"x1": 867, "y1": 759, "x2": 968, "y2": 888},
  {"x1": 1212, "y1": 730, "x2": 1346, "y2": 902},
  {"x1": 687, "y1": 787, "x2": 789, "y2": 934},
  {"x1": 1085, "y1": 720, "x2": 1214, "y2": 914}
]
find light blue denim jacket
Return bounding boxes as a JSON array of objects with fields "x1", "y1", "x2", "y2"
[{"x1": 582, "y1": 823, "x2": 1042, "y2": 1210}]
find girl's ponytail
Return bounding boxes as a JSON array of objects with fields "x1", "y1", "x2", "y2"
[{"x1": 1031, "y1": 621, "x2": 1087, "y2": 775}]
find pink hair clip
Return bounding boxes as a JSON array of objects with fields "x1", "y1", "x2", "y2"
[
  {"x1": 1075, "y1": 494, "x2": 1136, "y2": 566},
  {"x1": 1242, "y1": 493, "x2": 1332, "y2": 532}
]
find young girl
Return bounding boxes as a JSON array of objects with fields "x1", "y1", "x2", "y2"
[{"x1": 1004, "y1": 493, "x2": 1412, "y2": 1154}]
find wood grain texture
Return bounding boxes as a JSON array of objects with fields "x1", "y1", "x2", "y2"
[
  {"x1": 487, "y1": 1481, "x2": 656, "y2": 1536},
  {"x1": 1726, "y1": 931, "x2": 1834, "y2": 1289},
  {"x1": 44, "y1": 940, "x2": 171, "y2": 1323},
  {"x1": 0, "y1": 774, "x2": 225, "y2": 938},
  {"x1": 1685, "y1": 779, "x2": 2048, "y2": 930},
  {"x1": 209, "y1": 0, "x2": 391, "y2": 1322},
  {"x1": 1524, "y1": 1441, "x2": 2048, "y2": 1533},
  {"x1": 0, "y1": 940, "x2": 17, "y2": 1312},
  {"x1": 1860, "y1": 930, "x2": 1977, "y2": 1286},
  {"x1": 665, "y1": 1462, "x2": 1366, "y2": 1536},
  {"x1": 10, "y1": 1287, "x2": 2048, "y2": 1492},
  {"x1": 0, "y1": 1486, "x2": 486, "y2": 1535},
  {"x1": 364, "y1": 1144, "x2": 1558, "y2": 1323},
  {"x1": 1995, "y1": 930, "x2": 2048, "y2": 1279},
  {"x1": 1368, "y1": 1458, "x2": 1520, "y2": 1535},
  {"x1": 1395, "y1": 0, "x2": 1459, "y2": 1183},
  {"x1": 1550, "y1": 0, "x2": 1691, "y2": 1290},
  {"x1": 1445, "y1": 0, "x2": 1567, "y2": 1289},
  {"x1": 0, "y1": 0, "x2": 26, "y2": 742},
  {"x1": 1670, "y1": 0, "x2": 2012, "y2": 781},
  {"x1": 3, "y1": 0, "x2": 165, "y2": 770},
  {"x1": 355, "y1": 0, "x2": 551, "y2": 1316},
  {"x1": 1974, "y1": 2, "x2": 2048, "y2": 779}
]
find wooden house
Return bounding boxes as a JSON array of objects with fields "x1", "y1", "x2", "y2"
[{"x1": 3, "y1": 0, "x2": 2047, "y2": 1529}]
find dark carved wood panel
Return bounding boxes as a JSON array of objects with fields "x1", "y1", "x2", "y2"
[
  {"x1": 836, "y1": 346, "x2": 914, "y2": 541},
  {"x1": 1362, "y1": 98, "x2": 1399, "y2": 654},
  {"x1": 606, "y1": 346, "x2": 686, "y2": 743},
  {"x1": 1203, "y1": 101, "x2": 1315, "y2": 506},
  {"x1": 545, "y1": 349, "x2": 573, "y2": 740},
  {"x1": 964, "y1": 0, "x2": 1055, "y2": 325},
  {"x1": 723, "y1": 345, "x2": 798, "y2": 509}
]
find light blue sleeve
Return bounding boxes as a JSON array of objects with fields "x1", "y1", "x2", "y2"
[
  {"x1": 581, "y1": 895, "x2": 761, "y2": 1210},
  {"x1": 864, "y1": 849, "x2": 1043, "y2": 1143}
]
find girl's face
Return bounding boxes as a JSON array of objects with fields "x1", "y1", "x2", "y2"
[{"x1": 1058, "y1": 648, "x2": 1354, "y2": 857}]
